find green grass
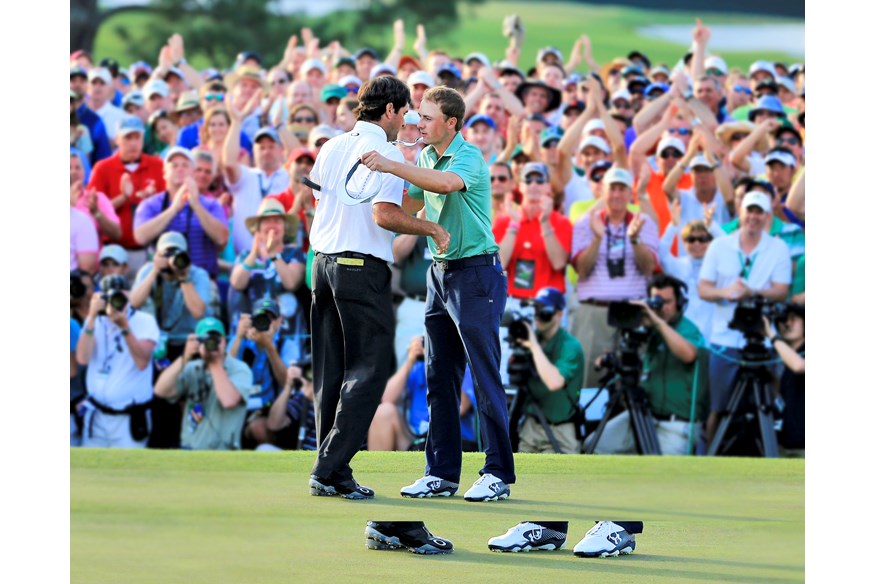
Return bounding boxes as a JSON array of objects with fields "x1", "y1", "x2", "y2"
[
  {"x1": 71, "y1": 449, "x2": 804, "y2": 583},
  {"x1": 92, "y1": 1, "x2": 802, "y2": 71}
]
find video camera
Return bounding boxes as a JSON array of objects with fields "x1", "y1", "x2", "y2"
[
  {"x1": 729, "y1": 295, "x2": 789, "y2": 339},
  {"x1": 596, "y1": 300, "x2": 664, "y2": 388},
  {"x1": 501, "y1": 305, "x2": 536, "y2": 387}
]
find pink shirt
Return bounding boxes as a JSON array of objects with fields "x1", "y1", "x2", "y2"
[
  {"x1": 571, "y1": 209, "x2": 659, "y2": 301},
  {"x1": 74, "y1": 191, "x2": 120, "y2": 234},
  {"x1": 71, "y1": 207, "x2": 99, "y2": 271}
]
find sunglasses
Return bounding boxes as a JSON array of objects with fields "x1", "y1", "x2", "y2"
[
  {"x1": 730, "y1": 132, "x2": 749, "y2": 141},
  {"x1": 590, "y1": 172, "x2": 606, "y2": 183},
  {"x1": 491, "y1": 175, "x2": 510, "y2": 183},
  {"x1": 613, "y1": 100, "x2": 631, "y2": 109},
  {"x1": 204, "y1": 93, "x2": 224, "y2": 102},
  {"x1": 660, "y1": 149, "x2": 683, "y2": 159},
  {"x1": 293, "y1": 116, "x2": 318, "y2": 124},
  {"x1": 776, "y1": 136, "x2": 800, "y2": 146},
  {"x1": 271, "y1": 79, "x2": 289, "y2": 86},
  {"x1": 733, "y1": 85, "x2": 753, "y2": 95},
  {"x1": 684, "y1": 235, "x2": 711, "y2": 244},
  {"x1": 524, "y1": 176, "x2": 547, "y2": 185},
  {"x1": 668, "y1": 128, "x2": 691, "y2": 136}
]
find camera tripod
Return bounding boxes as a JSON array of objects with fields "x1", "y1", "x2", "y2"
[
  {"x1": 584, "y1": 373, "x2": 662, "y2": 455},
  {"x1": 507, "y1": 384, "x2": 565, "y2": 454},
  {"x1": 706, "y1": 340, "x2": 779, "y2": 457}
]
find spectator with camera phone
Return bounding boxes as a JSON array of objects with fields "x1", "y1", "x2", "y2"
[
  {"x1": 698, "y1": 188, "x2": 791, "y2": 444},
  {"x1": 513, "y1": 287, "x2": 585, "y2": 455},
  {"x1": 588, "y1": 274, "x2": 707, "y2": 455},
  {"x1": 154, "y1": 317, "x2": 254, "y2": 450},
  {"x1": 369, "y1": 334, "x2": 478, "y2": 452},
  {"x1": 228, "y1": 299, "x2": 292, "y2": 448},
  {"x1": 133, "y1": 146, "x2": 229, "y2": 279},
  {"x1": 763, "y1": 305, "x2": 805, "y2": 456},
  {"x1": 267, "y1": 361, "x2": 317, "y2": 451},
  {"x1": 75, "y1": 275, "x2": 160, "y2": 448}
]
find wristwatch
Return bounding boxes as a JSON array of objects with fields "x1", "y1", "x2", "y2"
[
  {"x1": 120, "y1": 328, "x2": 131, "y2": 337},
  {"x1": 630, "y1": 237, "x2": 640, "y2": 245}
]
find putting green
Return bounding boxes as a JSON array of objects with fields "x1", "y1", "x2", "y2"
[{"x1": 71, "y1": 449, "x2": 803, "y2": 583}]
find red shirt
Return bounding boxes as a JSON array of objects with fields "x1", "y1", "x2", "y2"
[
  {"x1": 493, "y1": 211, "x2": 573, "y2": 298},
  {"x1": 87, "y1": 153, "x2": 166, "y2": 249}
]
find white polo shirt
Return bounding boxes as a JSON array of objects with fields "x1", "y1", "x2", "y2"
[
  {"x1": 229, "y1": 165, "x2": 290, "y2": 254},
  {"x1": 86, "y1": 308, "x2": 160, "y2": 409},
  {"x1": 699, "y1": 231, "x2": 791, "y2": 348},
  {"x1": 96, "y1": 101, "x2": 126, "y2": 141},
  {"x1": 309, "y1": 121, "x2": 405, "y2": 263}
]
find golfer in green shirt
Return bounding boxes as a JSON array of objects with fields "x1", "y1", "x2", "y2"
[{"x1": 361, "y1": 86, "x2": 515, "y2": 502}]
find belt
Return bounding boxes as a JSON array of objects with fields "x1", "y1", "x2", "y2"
[
  {"x1": 653, "y1": 413, "x2": 689, "y2": 423},
  {"x1": 434, "y1": 253, "x2": 498, "y2": 271},
  {"x1": 580, "y1": 299, "x2": 613, "y2": 307},
  {"x1": 316, "y1": 250, "x2": 386, "y2": 265}
]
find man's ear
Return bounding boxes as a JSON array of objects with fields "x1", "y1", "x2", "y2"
[{"x1": 385, "y1": 102, "x2": 395, "y2": 117}]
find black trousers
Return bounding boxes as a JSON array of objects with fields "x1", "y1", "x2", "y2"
[{"x1": 310, "y1": 252, "x2": 394, "y2": 482}]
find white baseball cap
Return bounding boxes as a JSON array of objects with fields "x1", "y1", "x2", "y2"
[
  {"x1": 301, "y1": 58, "x2": 327, "y2": 76},
  {"x1": 583, "y1": 119, "x2": 606, "y2": 135},
  {"x1": 705, "y1": 56, "x2": 728, "y2": 75},
  {"x1": 741, "y1": 191, "x2": 772, "y2": 212},
  {"x1": 765, "y1": 150, "x2": 797, "y2": 167},
  {"x1": 689, "y1": 155, "x2": 715, "y2": 170},
  {"x1": 580, "y1": 136, "x2": 611, "y2": 154},
  {"x1": 603, "y1": 167, "x2": 634, "y2": 188},
  {"x1": 407, "y1": 70, "x2": 435, "y2": 88},
  {"x1": 656, "y1": 136, "x2": 686, "y2": 156},
  {"x1": 370, "y1": 62, "x2": 397, "y2": 79},
  {"x1": 87, "y1": 67, "x2": 112, "y2": 84}
]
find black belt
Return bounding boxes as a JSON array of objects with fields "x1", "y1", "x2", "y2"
[
  {"x1": 653, "y1": 413, "x2": 689, "y2": 423},
  {"x1": 316, "y1": 250, "x2": 386, "y2": 265},
  {"x1": 87, "y1": 396, "x2": 151, "y2": 416},
  {"x1": 434, "y1": 253, "x2": 498, "y2": 271}
]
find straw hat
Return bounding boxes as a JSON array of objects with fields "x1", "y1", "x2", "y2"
[{"x1": 244, "y1": 198, "x2": 299, "y2": 235}]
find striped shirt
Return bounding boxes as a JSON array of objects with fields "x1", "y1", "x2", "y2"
[{"x1": 572, "y1": 210, "x2": 659, "y2": 301}]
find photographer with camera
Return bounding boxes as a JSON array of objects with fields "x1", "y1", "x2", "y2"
[
  {"x1": 227, "y1": 299, "x2": 293, "y2": 448},
  {"x1": 698, "y1": 189, "x2": 791, "y2": 444},
  {"x1": 763, "y1": 305, "x2": 805, "y2": 456},
  {"x1": 153, "y1": 317, "x2": 255, "y2": 450},
  {"x1": 75, "y1": 275, "x2": 160, "y2": 448},
  {"x1": 133, "y1": 146, "x2": 229, "y2": 279},
  {"x1": 267, "y1": 361, "x2": 317, "y2": 451},
  {"x1": 587, "y1": 274, "x2": 707, "y2": 455},
  {"x1": 511, "y1": 287, "x2": 585, "y2": 455},
  {"x1": 130, "y1": 231, "x2": 212, "y2": 447}
]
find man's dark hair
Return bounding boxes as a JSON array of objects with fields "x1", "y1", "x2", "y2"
[
  {"x1": 647, "y1": 273, "x2": 688, "y2": 312},
  {"x1": 354, "y1": 76, "x2": 411, "y2": 123},
  {"x1": 422, "y1": 86, "x2": 466, "y2": 131},
  {"x1": 733, "y1": 176, "x2": 756, "y2": 191}
]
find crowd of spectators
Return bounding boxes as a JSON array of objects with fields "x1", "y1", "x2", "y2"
[{"x1": 70, "y1": 16, "x2": 804, "y2": 456}]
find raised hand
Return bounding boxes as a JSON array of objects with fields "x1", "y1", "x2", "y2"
[
  {"x1": 638, "y1": 160, "x2": 652, "y2": 189},
  {"x1": 503, "y1": 198, "x2": 521, "y2": 223},
  {"x1": 580, "y1": 34, "x2": 593, "y2": 60},
  {"x1": 692, "y1": 18, "x2": 711, "y2": 45},
  {"x1": 413, "y1": 24, "x2": 427, "y2": 56},
  {"x1": 393, "y1": 19, "x2": 406, "y2": 50},
  {"x1": 85, "y1": 188, "x2": 98, "y2": 214},
  {"x1": 283, "y1": 35, "x2": 299, "y2": 64},
  {"x1": 538, "y1": 192, "x2": 554, "y2": 222},
  {"x1": 590, "y1": 208, "x2": 606, "y2": 239},
  {"x1": 158, "y1": 45, "x2": 173, "y2": 69},
  {"x1": 360, "y1": 150, "x2": 393, "y2": 173},
  {"x1": 627, "y1": 213, "x2": 645, "y2": 240},
  {"x1": 168, "y1": 33, "x2": 185, "y2": 64},
  {"x1": 120, "y1": 173, "x2": 134, "y2": 199},
  {"x1": 670, "y1": 197, "x2": 682, "y2": 226}
]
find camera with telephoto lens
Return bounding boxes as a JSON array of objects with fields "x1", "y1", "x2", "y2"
[
  {"x1": 199, "y1": 332, "x2": 222, "y2": 352},
  {"x1": 729, "y1": 294, "x2": 789, "y2": 338},
  {"x1": 501, "y1": 306, "x2": 536, "y2": 386},
  {"x1": 598, "y1": 301, "x2": 655, "y2": 388},
  {"x1": 252, "y1": 311, "x2": 273, "y2": 332},
  {"x1": 167, "y1": 248, "x2": 191, "y2": 271}
]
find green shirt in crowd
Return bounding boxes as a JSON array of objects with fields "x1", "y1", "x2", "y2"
[
  {"x1": 642, "y1": 316, "x2": 709, "y2": 421},
  {"x1": 525, "y1": 327, "x2": 585, "y2": 424},
  {"x1": 407, "y1": 131, "x2": 498, "y2": 261},
  {"x1": 172, "y1": 356, "x2": 254, "y2": 450}
]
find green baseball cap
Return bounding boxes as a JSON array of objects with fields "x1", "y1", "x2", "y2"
[
  {"x1": 195, "y1": 317, "x2": 225, "y2": 338},
  {"x1": 320, "y1": 84, "x2": 347, "y2": 102}
]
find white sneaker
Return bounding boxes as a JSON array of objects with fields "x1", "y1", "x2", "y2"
[
  {"x1": 488, "y1": 522, "x2": 567, "y2": 552},
  {"x1": 400, "y1": 475, "x2": 459, "y2": 498},
  {"x1": 463, "y1": 473, "x2": 510, "y2": 502},
  {"x1": 573, "y1": 521, "x2": 636, "y2": 558}
]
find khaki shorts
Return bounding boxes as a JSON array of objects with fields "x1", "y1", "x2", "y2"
[{"x1": 518, "y1": 416, "x2": 580, "y2": 454}]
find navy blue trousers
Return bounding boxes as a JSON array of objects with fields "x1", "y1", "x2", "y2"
[{"x1": 423, "y1": 256, "x2": 516, "y2": 485}]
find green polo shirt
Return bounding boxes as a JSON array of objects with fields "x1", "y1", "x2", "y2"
[
  {"x1": 642, "y1": 316, "x2": 708, "y2": 421},
  {"x1": 407, "y1": 131, "x2": 498, "y2": 261},
  {"x1": 525, "y1": 327, "x2": 585, "y2": 424}
]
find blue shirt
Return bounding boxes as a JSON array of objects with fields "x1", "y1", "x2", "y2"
[
  {"x1": 76, "y1": 104, "x2": 112, "y2": 164},
  {"x1": 406, "y1": 362, "x2": 477, "y2": 442},
  {"x1": 177, "y1": 119, "x2": 254, "y2": 157},
  {"x1": 133, "y1": 264, "x2": 213, "y2": 342}
]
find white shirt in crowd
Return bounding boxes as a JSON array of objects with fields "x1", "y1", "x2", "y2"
[
  {"x1": 658, "y1": 224, "x2": 714, "y2": 338},
  {"x1": 85, "y1": 307, "x2": 160, "y2": 409},
  {"x1": 699, "y1": 231, "x2": 791, "y2": 348},
  {"x1": 309, "y1": 121, "x2": 405, "y2": 263},
  {"x1": 229, "y1": 165, "x2": 291, "y2": 254},
  {"x1": 95, "y1": 101, "x2": 126, "y2": 141}
]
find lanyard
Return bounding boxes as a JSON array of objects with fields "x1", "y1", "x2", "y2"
[
  {"x1": 604, "y1": 214, "x2": 630, "y2": 263},
  {"x1": 737, "y1": 251, "x2": 757, "y2": 279},
  {"x1": 258, "y1": 172, "x2": 278, "y2": 198}
]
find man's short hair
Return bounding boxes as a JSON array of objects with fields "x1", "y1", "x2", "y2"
[
  {"x1": 695, "y1": 75, "x2": 721, "y2": 91},
  {"x1": 339, "y1": 98, "x2": 358, "y2": 112},
  {"x1": 193, "y1": 150, "x2": 217, "y2": 174},
  {"x1": 647, "y1": 273, "x2": 688, "y2": 311},
  {"x1": 422, "y1": 86, "x2": 466, "y2": 131},
  {"x1": 680, "y1": 220, "x2": 711, "y2": 241},
  {"x1": 354, "y1": 76, "x2": 411, "y2": 123}
]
